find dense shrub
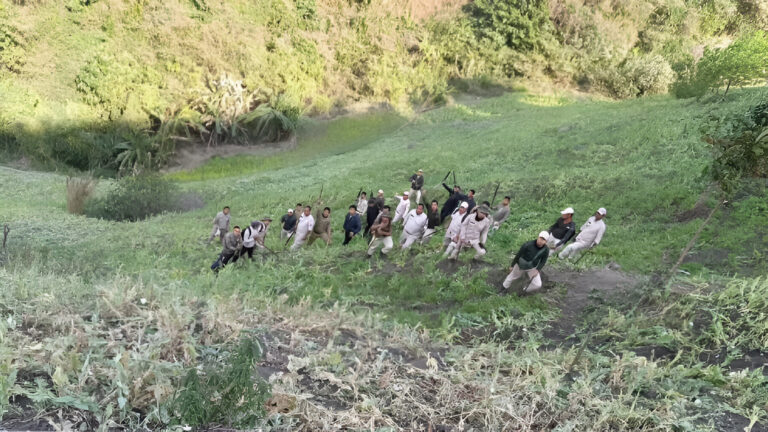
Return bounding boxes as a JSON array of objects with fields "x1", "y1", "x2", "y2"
[
  {"x1": 593, "y1": 55, "x2": 675, "y2": 99},
  {"x1": 0, "y1": 22, "x2": 25, "y2": 73},
  {"x1": 84, "y1": 175, "x2": 185, "y2": 221},
  {"x1": 65, "y1": 177, "x2": 97, "y2": 215},
  {"x1": 464, "y1": 0, "x2": 554, "y2": 53}
]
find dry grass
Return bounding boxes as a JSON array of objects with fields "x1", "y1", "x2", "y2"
[{"x1": 65, "y1": 176, "x2": 96, "y2": 215}]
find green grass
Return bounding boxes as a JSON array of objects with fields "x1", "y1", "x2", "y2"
[{"x1": 2, "y1": 89, "x2": 768, "y2": 429}]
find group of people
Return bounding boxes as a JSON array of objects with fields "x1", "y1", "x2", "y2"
[{"x1": 206, "y1": 169, "x2": 608, "y2": 293}]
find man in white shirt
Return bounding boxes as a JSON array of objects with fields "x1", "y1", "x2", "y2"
[
  {"x1": 443, "y1": 202, "x2": 468, "y2": 250},
  {"x1": 559, "y1": 208, "x2": 607, "y2": 259},
  {"x1": 357, "y1": 192, "x2": 368, "y2": 215},
  {"x1": 392, "y1": 191, "x2": 411, "y2": 224},
  {"x1": 445, "y1": 205, "x2": 491, "y2": 259},
  {"x1": 291, "y1": 206, "x2": 315, "y2": 251},
  {"x1": 400, "y1": 203, "x2": 428, "y2": 249},
  {"x1": 242, "y1": 218, "x2": 272, "y2": 259}
]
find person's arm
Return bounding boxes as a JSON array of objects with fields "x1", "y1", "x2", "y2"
[
  {"x1": 480, "y1": 220, "x2": 490, "y2": 246},
  {"x1": 593, "y1": 224, "x2": 605, "y2": 246},
  {"x1": 417, "y1": 176, "x2": 424, "y2": 189},
  {"x1": 511, "y1": 244, "x2": 525, "y2": 266},
  {"x1": 442, "y1": 183, "x2": 451, "y2": 194},
  {"x1": 535, "y1": 248, "x2": 549, "y2": 270},
  {"x1": 353, "y1": 215, "x2": 362, "y2": 234},
  {"x1": 547, "y1": 220, "x2": 558, "y2": 234},
  {"x1": 559, "y1": 225, "x2": 575, "y2": 246}
]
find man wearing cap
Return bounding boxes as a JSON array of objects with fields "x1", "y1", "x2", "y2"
[
  {"x1": 392, "y1": 192, "x2": 411, "y2": 225},
  {"x1": 440, "y1": 183, "x2": 469, "y2": 222},
  {"x1": 308, "y1": 206, "x2": 333, "y2": 246},
  {"x1": 492, "y1": 197, "x2": 512, "y2": 230},
  {"x1": 343, "y1": 205, "x2": 362, "y2": 245},
  {"x1": 445, "y1": 204, "x2": 491, "y2": 259},
  {"x1": 291, "y1": 206, "x2": 315, "y2": 251},
  {"x1": 502, "y1": 231, "x2": 550, "y2": 293},
  {"x1": 409, "y1": 169, "x2": 425, "y2": 205},
  {"x1": 367, "y1": 214, "x2": 393, "y2": 257},
  {"x1": 420, "y1": 200, "x2": 441, "y2": 245},
  {"x1": 559, "y1": 208, "x2": 607, "y2": 259},
  {"x1": 242, "y1": 218, "x2": 272, "y2": 259},
  {"x1": 443, "y1": 202, "x2": 469, "y2": 250},
  {"x1": 400, "y1": 203, "x2": 428, "y2": 249},
  {"x1": 207, "y1": 206, "x2": 231, "y2": 245},
  {"x1": 547, "y1": 207, "x2": 576, "y2": 255},
  {"x1": 280, "y1": 209, "x2": 298, "y2": 241},
  {"x1": 357, "y1": 192, "x2": 368, "y2": 216}
]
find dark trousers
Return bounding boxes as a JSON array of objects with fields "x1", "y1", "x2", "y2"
[
  {"x1": 212, "y1": 251, "x2": 239, "y2": 272},
  {"x1": 343, "y1": 231, "x2": 356, "y2": 245},
  {"x1": 242, "y1": 246, "x2": 254, "y2": 259}
]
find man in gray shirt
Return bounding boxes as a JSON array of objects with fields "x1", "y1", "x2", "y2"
[
  {"x1": 492, "y1": 197, "x2": 511, "y2": 230},
  {"x1": 207, "y1": 206, "x2": 231, "y2": 245}
]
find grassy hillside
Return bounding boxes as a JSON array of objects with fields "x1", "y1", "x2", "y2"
[
  {"x1": 2, "y1": 89, "x2": 768, "y2": 429},
  {"x1": 0, "y1": 0, "x2": 765, "y2": 174}
]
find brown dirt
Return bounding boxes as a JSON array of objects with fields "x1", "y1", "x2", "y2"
[{"x1": 160, "y1": 135, "x2": 297, "y2": 173}]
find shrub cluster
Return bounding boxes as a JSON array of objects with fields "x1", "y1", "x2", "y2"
[{"x1": 84, "y1": 175, "x2": 194, "y2": 221}]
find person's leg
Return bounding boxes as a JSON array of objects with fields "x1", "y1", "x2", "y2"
[
  {"x1": 307, "y1": 233, "x2": 317, "y2": 246},
  {"x1": 445, "y1": 241, "x2": 458, "y2": 257},
  {"x1": 343, "y1": 231, "x2": 351, "y2": 245},
  {"x1": 392, "y1": 213, "x2": 403, "y2": 224},
  {"x1": 420, "y1": 228, "x2": 435, "y2": 245},
  {"x1": 409, "y1": 189, "x2": 417, "y2": 205},
  {"x1": 559, "y1": 241, "x2": 587, "y2": 259},
  {"x1": 207, "y1": 225, "x2": 218, "y2": 244},
  {"x1": 524, "y1": 269, "x2": 542, "y2": 292},
  {"x1": 245, "y1": 246, "x2": 254, "y2": 259},
  {"x1": 416, "y1": 190, "x2": 421, "y2": 204},
  {"x1": 471, "y1": 241, "x2": 486, "y2": 259},
  {"x1": 291, "y1": 237, "x2": 305, "y2": 251},
  {"x1": 502, "y1": 264, "x2": 524, "y2": 289},
  {"x1": 219, "y1": 229, "x2": 228, "y2": 246},
  {"x1": 402, "y1": 234, "x2": 417, "y2": 249},
  {"x1": 492, "y1": 221, "x2": 500, "y2": 231},
  {"x1": 221, "y1": 252, "x2": 234, "y2": 266},
  {"x1": 381, "y1": 237, "x2": 393, "y2": 254},
  {"x1": 547, "y1": 236, "x2": 562, "y2": 256},
  {"x1": 449, "y1": 242, "x2": 462, "y2": 259},
  {"x1": 281, "y1": 229, "x2": 288, "y2": 241},
  {"x1": 367, "y1": 238, "x2": 382, "y2": 256}
]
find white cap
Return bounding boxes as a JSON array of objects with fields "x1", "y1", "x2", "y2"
[
  {"x1": 460, "y1": 202, "x2": 469, "y2": 209},
  {"x1": 538, "y1": 231, "x2": 550, "y2": 240},
  {"x1": 378, "y1": 189, "x2": 384, "y2": 194},
  {"x1": 597, "y1": 207, "x2": 607, "y2": 215},
  {"x1": 418, "y1": 169, "x2": 423, "y2": 172},
  {"x1": 561, "y1": 207, "x2": 575, "y2": 215},
  {"x1": 288, "y1": 209, "x2": 294, "y2": 213},
  {"x1": 403, "y1": 191, "x2": 409, "y2": 195}
]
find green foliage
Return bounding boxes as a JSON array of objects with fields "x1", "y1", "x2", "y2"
[
  {"x1": 674, "y1": 31, "x2": 768, "y2": 98},
  {"x1": 596, "y1": 55, "x2": 676, "y2": 98},
  {"x1": 84, "y1": 174, "x2": 183, "y2": 221},
  {"x1": 464, "y1": 0, "x2": 553, "y2": 53},
  {"x1": 170, "y1": 337, "x2": 270, "y2": 428},
  {"x1": 0, "y1": 22, "x2": 25, "y2": 73}
]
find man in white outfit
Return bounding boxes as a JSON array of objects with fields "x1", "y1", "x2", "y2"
[
  {"x1": 445, "y1": 205, "x2": 491, "y2": 259},
  {"x1": 400, "y1": 203, "x2": 428, "y2": 249},
  {"x1": 392, "y1": 191, "x2": 411, "y2": 224},
  {"x1": 291, "y1": 206, "x2": 315, "y2": 251},
  {"x1": 443, "y1": 202, "x2": 468, "y2": 249},
  {"x1": 559, "y1": 208, "x2": 607, "y2": 259}
]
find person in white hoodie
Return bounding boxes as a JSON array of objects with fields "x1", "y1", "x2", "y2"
[
  {"x1": 242, "y1": 218, "x2": 271, "y2": 259},
  {"x1": 400, "y1": 203, "x2": 428, "y2": 249},
  {"x1": 392, "y1": 191, "x2": 411, "y2": 224},
  {"x1": 443, "y1": 202, "x2": 468, "y2": 249},
  {"x1": 445, "y1": 205, "x2": 491, "y2": 259},
  {"x1": 559, "y1": 208, "x2": 607, "y2": 259},
  {"x1": 291, "y1": 206, "x2": 315, "y2": 251}
]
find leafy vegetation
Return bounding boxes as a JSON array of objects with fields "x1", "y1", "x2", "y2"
[{"x1": 84, "y1": 174, "x2": 187, "y2": 221}]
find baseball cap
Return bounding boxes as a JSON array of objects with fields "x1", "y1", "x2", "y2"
[
  {"x1": 561, "y1": 207, "x2": 575, "y2": 215},
  {"x1": 418, "y1": 169, "x2": 423, "y2": 172},
  {"x1": 597, "y1": 208, "x2": 607, "y2": 215},
  {"x1": 378, "y1": 189, "x2": 384, "y2": 194},
  {"x1": 288, "y1": 209, "x2": 294, "y2": 213},
  {"x1": 538, "y1": 231, "x2": 550, "y2": 240},
  {"x1": 403, "y1": 191, "x2": 409, "y2": 195},
  {"x1": 460, "y1": 202, "x2": 469, "y2": 209}
]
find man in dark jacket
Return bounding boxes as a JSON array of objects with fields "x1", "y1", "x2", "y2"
[
  {"x1": 280, "y1": 209, "x2": 297, "y2": 241},
  {"x1": 440, "y1": 183, "x2": 468, "y2": 222},
  {"x1": 547, "y1": 207, "x2": 576, "y2": 255},
  {"x1": 409, "y1": 169, "x2": 425, "y2": 204},
  {"x1": 502, "y1": 231, "x2": 550, "y2": 293},
  {"x1": 343, "y1": 205, "x2": 362, "y2": 245},
  {"x1": 364, "y1": 189, "x2": 385, "y2": 238},
  {"x1": 420, "y1": 200, "x2": 441, "y2": 245},
  {"x1": 466, "y1": 190, "x2": 476, "y2": 212}
]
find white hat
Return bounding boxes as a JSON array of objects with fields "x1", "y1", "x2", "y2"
[
  {"x1": 538, "y1": 231, "x2": 550, "y2": 240},
  {"x1": 287, "y1": 209, "x2": 294, "y2": 213},
  {"x1": 418, "y1": 169, "x2": 423, "y2": 172},
  {"x1": 378, "y1": 189, "x2": 384, "y2": 194},
  {"x1": 403, "y1": 191, "x2": 409, "y2": 195},
  {"x1": 597, "y1": 208, "x2": 607, "y2": 215},
  {"x1": 561, "y1": 207, "x2": 575, "y2": 215},
  {"x1": 460, "y1": 202, "x2": 469, "y2": 209}
]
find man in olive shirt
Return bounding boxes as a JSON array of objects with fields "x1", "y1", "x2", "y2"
[
  {"x1": 308, "y1": 206, "x2": 332, "y2": 246},
  {"x1": 492, "y1": 196, "x2": 511, "y2": 230},
  {"x1": 207, "y1": 206, "x2": 231, "y2": 245},
  {"x1": 211, "y1": 226, "x2": 243, "y2": 272},
  {"x1": 502, "y1": 231, "x2": 550, "y2": 293}
]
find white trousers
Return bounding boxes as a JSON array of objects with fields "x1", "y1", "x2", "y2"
[
  {"x1": 444, "y1": 240, "x2": 486, "y2": 259},
  {"x1": 559, "y1": 241, "x2": 591, "y2": 259},
  {"x1": 547, "y1": 236, "x2": 564, "y2": 255},
  {"x1": 409, "y1": 189, "x2": 422, "y2": 205},
  {"x1": 392, "y1": 211, "x2": 405, "y2": 224},
  {"x1": 291, "y1": 235, "x2": 307, "y2": 251},
  {"x1": 502, "y1": 264, "x2": 542, "y2": 292},
  {"x1": 368, "y1": 236, "x2": 393, "y2": 255},
  {"x1": 420, "y1": 228, "x2": 437, "y2": 245},
  {"x1": 400, "y1": 231, "x2": 421, "y2": 249},
  {"x1": 281, "y1": 229, "x2": 292, "y2": 240}
]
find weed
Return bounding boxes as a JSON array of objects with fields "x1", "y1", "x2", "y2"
[{"x1": 65, "y1": 176, "x2": 97, "y2": 215}]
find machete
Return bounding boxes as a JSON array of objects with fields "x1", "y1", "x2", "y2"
[{"x1": 490, "y1": 183, "x2": 500, "y2": 208}]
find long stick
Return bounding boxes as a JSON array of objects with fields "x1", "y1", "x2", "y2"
[
  {"x1": 452, "y1": 171, "x2": 456, "y2": 186},
  {"x1": 573, "y1": 248, "x2": 593, "y2": 265},
  {"x1": 368, "y1": 234, "x2": 377, "y2": 248},
  {"x1": 284, "y1": 230, "x2": 295, "y2": 247},
  {"x1": 2, "y1": 224, "x2": 8, "y2": 250},
  {"x1": 490, "y1": 183, "x2": 500, "y2": 207},
  {"x1": 666, "y1": 200, "x2": 724, "y2": 286}
]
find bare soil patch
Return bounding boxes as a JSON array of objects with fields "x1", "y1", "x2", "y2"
[{"x1": 161, "y1": 135, "x2": 297, "y2": 173}]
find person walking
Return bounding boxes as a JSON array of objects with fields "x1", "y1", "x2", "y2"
[
  {"x1": 242, "y1": 218, "x2": 272, "y2": 259},
  {"x1": 547, "y1": 207, "x2": 576, "y2": 255},
  {"x1": 367, "y1": 214, "x2": 393, "y2": 257},
  {"x1": 357, "y1": 192, "x2": 368, "y2": 216},
  {"x1": 559, "y1": 208, "x2": 607, "y2": 259},
  {"x1": 420, "y1": 200, "x2": 441, "y2": 245},
  {"x1": 343, "y1": 205, "x2": 362, "y2": 245},
  {"x1": 502, "y1": 231, "x2": 550, "y2": 293},
  {"x1": 409, "y1": 169, "x2": 425, "y2": 204},
  {"x1": 211, "y1": 225, "x2": 243, "y2": 272},
  {"x1": 392, "y1": 192, "x2": 411, "y2": 224},
  {"x1": 466, "y1": 189, "x2": 476, "y2": 212},
  {"x1": 443, "y1": 202, "x2": 468, "y2": 250},
  {"x1": 291, "y1": 206, "x2": 315, "y2": 251},
  {"x1": 492, "y1": 197, "x2": 511, "y2": 230},
  {"x1": 440, "y1": 183, "x2": 468, "y2": 222},
  {"x1": 400, "y1": 203, "x2": 428, "y2": 249},
  {"x1": 207, "y1": 206, "x2": 231, "y2": 245},
  {"x1": 280, "y1": 209, "x2": 297, "y2": 241},
  {"x1": 308, "y1": 206, "x2": 332, "y2": 246},
  {"x1": 445, "y1": 205, "x2": 491, "y2": 260},
  {"x1": 364, "y1": 190, "x2": 385, "y2": 237}
]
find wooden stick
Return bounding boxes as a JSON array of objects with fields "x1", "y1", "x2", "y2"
[
  {"x1": 666, "y1": 200, "x2": 724, "y2": 286},
  {"x1": 2, "y1": 224, "x2": 8, "y2": 250}
]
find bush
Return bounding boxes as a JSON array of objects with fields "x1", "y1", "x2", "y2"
[
  {"x1": 65, "y1": 177, "x2": 97, "y2": 215},
  {"x1": 593, "y1": 55, "x2": 675, "y2": 99},
  {"x1": 84, "y1": 175, "x2": 183, "y2": 221},
  {"x1": 464, "y1": 0, "x2": 554, "y2": 53}
]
